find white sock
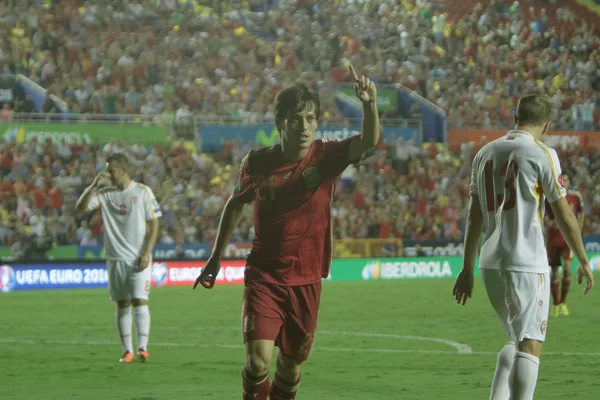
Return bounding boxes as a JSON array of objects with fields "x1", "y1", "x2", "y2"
[
  {"x1": 116, "y1": 306, "x2": 133, "y2": 353},
  {"x1": 509, "y1": 351, "x2": 540, "y2": 400},
  {"x1": 490, "y1": 342, "x2": 516, "y2": 400},
  {"x1": 134, "y1": 305, "x2": 150, "y2": 351}
]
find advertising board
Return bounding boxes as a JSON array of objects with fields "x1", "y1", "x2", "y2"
[{"x1": 2, "y1": 254, "x2": 598, "y2": 293}]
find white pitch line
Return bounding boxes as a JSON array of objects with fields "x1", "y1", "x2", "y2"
[
  {"x1": 80, "y1": 325, "x2": 241, "y2": 332},
  {"x1": 0, "y1": 338, "x2": 598, "y2": 357},
  {"x1": 318, "y1": 330, "x2": 473, "y2": 354},
  {"x1": 78, "y1": 327, "x2": 473, "y2": 354}
]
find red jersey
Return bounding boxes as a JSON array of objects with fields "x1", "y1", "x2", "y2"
[
  {"x1": 546, "y1": 192, "x2": 583, "y2": 246},
  {"x1": 232, "y1": 138, "x2": 356, "y2": 286}
]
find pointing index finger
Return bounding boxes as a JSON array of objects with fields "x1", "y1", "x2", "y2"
[{"x1": 349, "y1": 64, "x2": 359, "y2": 82}]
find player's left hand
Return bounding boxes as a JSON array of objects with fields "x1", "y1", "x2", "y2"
[
  {"x1": 138, "y1": 253, "x2": 151, "y2": 271},
  {"x1": 349, "y1": 64, "x2": 377, "y2": 104},
  {"x1": 452, "y1": 269, "x2": 474, "y2": 305}
]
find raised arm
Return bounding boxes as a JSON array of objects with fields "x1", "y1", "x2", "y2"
[
  {"x1": 347, "y1": 64, "x2": 380, "y2": 161},
  {"x1": 75, "y1": 172, "x2": 109, "y2": 213}
]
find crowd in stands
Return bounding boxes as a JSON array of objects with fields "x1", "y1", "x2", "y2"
[
  {"x1": 0, "y1": 131, "x2": 599, "y2": 256},
  {"x1": 0, "y1": 0, "x2": 598, "y2": 129},
  {"x1": 0, "y1": 0, "x2": 598, "y2": 256}
]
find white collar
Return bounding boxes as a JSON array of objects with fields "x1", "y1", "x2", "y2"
[
  {"x1": 121, "y1": 181, "x2": 135, "y2": 191},
  {"x1": 509, "y1": 130, "x2": 534, "y2": 138}
]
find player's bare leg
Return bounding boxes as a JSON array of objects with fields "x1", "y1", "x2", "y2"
[
  {"x1": 509, "y1": 339, "x2": 542, "y2": 400},
  {"x1": 132, "y1": 298, "x2": 150, "y2": 362},
  {"x1": 559, "y1": 259, "x2": 572, "y2": 316},
  {"x1": 243, "y1": 339, "x2": 274, "y2": 400},
  {"x1": 116, "y1": 300, "x2": 134, "y2": 363},
  {"x1": 489, "y1": 341, "x2": 515, "y2": 400},
  {"x1": 550, "y1": 266, "x2": 561, "y2": 317},
  {"x1": 271, "y1": 352, "x2": 303, "y2": 400}
]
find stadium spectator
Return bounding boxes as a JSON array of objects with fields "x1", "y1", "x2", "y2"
[
  {"x1": 41, "y1": 92, "x2": 58, "y2": 114},
  {"x1": 1, "y1": 103, "x2": 13, "y2": 122},
  {"x1": 10, "y1": 232, "x2": 27, "y2": 259},
  {"x1": 15, "y1": 94, "x2": 35, "y2": 114},
  {"x1": 0, "y1": 0, "x2": 597, "y2": 253},
  {"x1": 6, "y1": 0, "x2": 599, "y2": 131},
  {"x1": 76, "y1": 220, "x2": 92, "y2": 243},
  {"x1": 80, "y1": 230, "x2": 99, "y2": 246},
  {"x1": 382, "y1": 234, "x2": 403, "y2": 258}
]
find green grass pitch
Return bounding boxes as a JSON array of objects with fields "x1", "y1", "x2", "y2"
[{"x1": 1, "y1": 277, "x2": 599, "y2": 399}]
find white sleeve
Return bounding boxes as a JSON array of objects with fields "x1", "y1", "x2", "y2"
[
  {"x1": 469, "y1": 153, "x2": 480, "y2": 196},
  {"x1": 537, "y1": 147, "x2": 567, "y2": 203},
  {"x1": 143, "y1": 187, "x2": 162, "y2": 220},
  {"x1": 87, "y1": 192, "x2": 101, "y2": 211}
]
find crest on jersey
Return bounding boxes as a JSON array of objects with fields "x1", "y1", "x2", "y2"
[
  {"x1": 540, "y1": 320, "x2": 547, "y2": 335},
  {"x1": 558, "y1": 174, "x2": 564, "y2": 187},
  {"x1": 302, "y1": 167, "x2": 321, "y2": 188},
  {"x1": 243, "y1": 315, "x2": 255, "y2": 332},
  {"x1": 132, "y1": 196, "x2": 138, "y2": 205}
]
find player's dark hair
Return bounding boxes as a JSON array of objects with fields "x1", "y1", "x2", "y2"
[
  {"x1": 515, "y1": 94, "x2": 553, "y2": 126},
  {"x1": 274, "y1": 82, "x2": 321, "y2": 130},
  {"x1": 106, "y1": 153, "x2": 129, "y2": 170}
]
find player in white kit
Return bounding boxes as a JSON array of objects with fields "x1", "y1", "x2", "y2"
[
  {"x1": 453, "y1": 94, "x2": 593, "y2": 400},
  {"x1": 76, "y1": 153, "x2": 161, "y2": 363}
]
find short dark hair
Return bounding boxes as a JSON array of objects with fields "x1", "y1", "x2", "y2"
[
  {"x1": 274, "y1": 82, "x2": 321, "y2": 129},
  {"x1": 106, "y1": 153, "x2": 129, "y2": 170},
  {"x1": 515, "y1": 94, "x2": 553, "y2": 126}
]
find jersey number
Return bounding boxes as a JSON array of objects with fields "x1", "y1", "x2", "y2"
[{"x1": 484, "y1": 160, "x2": 519, "y2": 212}]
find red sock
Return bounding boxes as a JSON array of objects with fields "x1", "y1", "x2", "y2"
[
  {"x1": 561, "y1": 277, "x2": 571, "y2": 304},
  {"x1": 551, "y1": 280, "x2": 561, "y2": 305},
  {"x1": 242, "y1": 369, "x2": 270, "y2": 400},
  {"x1": 269, "y1": 373, "x2": 300, "y2": 400}
]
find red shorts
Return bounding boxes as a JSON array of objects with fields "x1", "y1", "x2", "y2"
[
  {"x1": 547, "y1": 243, "x2": 573, "y2": 267},
  {"x1": 242, "y1": 280, "x2": 321, "y2": 362}
]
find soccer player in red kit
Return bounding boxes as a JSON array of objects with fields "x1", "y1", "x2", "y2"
[
  {"x1": 545, "y1": 173, "x2": 584, "y2": 317},
  {"x1": 193, "y1": 66, "x2": 379, "y2": 400}
]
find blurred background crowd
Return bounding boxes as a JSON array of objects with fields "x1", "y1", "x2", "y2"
[{"x1": 0, "y1": 0, "x2": 598, "y2": 258}]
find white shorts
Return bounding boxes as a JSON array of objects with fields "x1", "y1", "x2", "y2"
[
  {"x1": 481, "y1": 269, "x2": 550, "y2": 343},
  {"x1": 107, "y1": 260, "x2": 152, "y2": 301}
]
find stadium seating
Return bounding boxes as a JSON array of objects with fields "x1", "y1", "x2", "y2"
[
  {"x1": 0, "y1": 0, "x2": 598, "y2": 129},
  {"x1": 0, "y1": 0, "x2": 598, "y2": 255},
  {"x1": 0, "y1": 128, "x2": 597, "y2": 252}
]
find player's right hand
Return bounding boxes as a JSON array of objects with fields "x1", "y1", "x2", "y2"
[
  {"x1": 452, "y1": 269, "x2": 474, "y2": 305},
  {"x1": 93, "y1": 171, "x2": 111, "y2": 186},
  {"x1": 193, "y1": 257, "x2": 221, "y2": 289},
  {"x1": 577, "y1": 262, "x2": 594, "y2": 295}
]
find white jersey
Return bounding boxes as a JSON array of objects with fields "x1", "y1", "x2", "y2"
[
  {"x1": 88, "y1": 181, "x2": 162, "y2": 261},
  {"x1": 470, "y1": 130, "x2": 567, "y2": 273}
]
